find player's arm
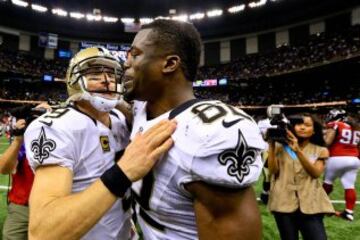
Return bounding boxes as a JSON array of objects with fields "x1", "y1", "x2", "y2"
[
  {"x1": 0, "y1": 119, "x2": 26, "y2": 174},
  {"x1": 29, "y1": 165, "x2": 117, "y2": 240},
  {"x1": 183, "y1": 120, "x2": 263, "y2": 240},
  {"x1": 28, "y1": 119, "x2": 176, "y2": 240},
  {"x1": 186, "y1": 182, "x2": 262, "y2": 240},
  {"x1": 324, "y1": 125, "x2": 337, "y2": 146}
]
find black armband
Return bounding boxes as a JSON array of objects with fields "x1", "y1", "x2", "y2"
[
  {"x1": 100, "y1": 164, "x2": 132, "y2": 198},
  {"x1": 11, "y1": 128, "x2": 25, "y2": 136}
]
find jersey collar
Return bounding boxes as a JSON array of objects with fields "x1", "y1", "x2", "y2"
[{"x1": 168, "y1": 98, "x2": 204, "y2": 120}]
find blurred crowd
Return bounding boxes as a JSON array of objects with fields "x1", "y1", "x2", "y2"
[
  {"x1": 194, "y1": 75, "x2": 358, "y2": 106},
  {"x1": 0, "y1": 82, "x2": 67, "y2": 102},
  {"x1": 0, "y1": 25, "x2": 359, "y2": 107},
  {"x1": 0, "y1": 26, "x2": 359, "y2": 83},
  {"x1": 198, "y1": 25, "x2": 360, "y2": 80},
  {"x1": 0, "y1": 50, "x2": 67, "y2": 78},
  {"x1": 0, "y1": 74, "x2": 357, "y2": 107}
]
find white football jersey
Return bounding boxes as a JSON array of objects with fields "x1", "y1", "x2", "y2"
[
  {"x1": 24, "y1": 106, "x2": 132, "y2": 240},
  {"x1": 131, "y1": 100, "x2": 265, "y2": 240}
]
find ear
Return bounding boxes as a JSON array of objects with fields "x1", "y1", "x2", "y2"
[{"x1": 162, "y1": 55, "x2": 181, "y2": 74}]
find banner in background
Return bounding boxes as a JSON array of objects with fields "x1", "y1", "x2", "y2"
[
  {"x1": 38, "y1": 33, "x2": 58, "y2": 49},
  {"x1": 79, "y1": 42, "x2": 130, "y2": 62}
]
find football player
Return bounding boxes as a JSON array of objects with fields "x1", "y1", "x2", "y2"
[
  {"x1": 24, "y1": 47, "x2": 176, "y2": 239},
  {"x1": 323, "y1": 109, "x2": 360, "y2": 221},
  {"x1": 123, "y1": 19, "x2": 265, "y2": 239}
]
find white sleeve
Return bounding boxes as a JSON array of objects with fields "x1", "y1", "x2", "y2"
[
  {"x1": 24, "y1": 122, "x2": 77, "y2": 172},
  {"x1": 184, "y1": 120, "x2": 265, "y2": 188}
]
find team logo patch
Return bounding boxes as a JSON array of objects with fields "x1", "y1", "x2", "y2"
[
  {"x1": 218, "y1": 130, "x2": 258, "y2": 183},
  {"x1": 31, "y1": 127, "x2": 56, "y2": 164},
  {"x1": 100, "y1": 136, "x2": 110, "y2": 152}
]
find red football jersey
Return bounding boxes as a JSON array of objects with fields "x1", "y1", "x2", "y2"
[
  {"x1": 8, "y1": 145, "x2": 34, "y2": 206},
  {"x1": 327, "y1": 121, "x2": 360, "y2": 157}
]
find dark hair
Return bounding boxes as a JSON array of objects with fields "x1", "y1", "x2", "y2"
[
  {"x1": 298, "y1": 113, "x2": 326, "y2": 147},
  {"x1": 141, "y1": 19, "x2": 202, "y2": 81}
]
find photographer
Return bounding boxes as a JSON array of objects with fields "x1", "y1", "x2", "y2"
[
  {"x1": 267, "y1": 112, "x2": 334, "y2": 240},
  {"x1": 0, "y1": 103, "x2": 50, "y2": 240}
]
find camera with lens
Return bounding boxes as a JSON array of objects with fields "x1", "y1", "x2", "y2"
[{"x1": 265, "y1": 105, "x2": 304, "y2": 144}]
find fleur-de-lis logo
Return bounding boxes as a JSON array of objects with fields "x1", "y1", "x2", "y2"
[
  {"x1": 218, "y1": 130, "x2": 258, "y2": 183},
  {"x1": 31, "y1": 127, "x2": 56, "y2": 164}
]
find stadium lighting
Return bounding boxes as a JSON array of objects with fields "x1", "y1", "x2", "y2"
[
  {"x1": 139, "y1": 18, "x2": 154, "y2": 24},
  {"x1": 6, "y1": 0, "x2": 283, "y2": 24},
  {"x1": 171, "y1": 15, "x2": 188, "y2": 22},
  {"x1": 189, "y1": 12, "x2": 205, "y2": 20},
  {"x1": 11, "y1": 0, "x2": 28, "y2": 7},
  {"x1": 207, "y1": 9, "x2": 223, "y2": 18},
  {"x1": 103, "y1": 16, "x2": 118, "y2": 23},
  {"x1": 31, "y1": 4, "x2": 48, "y2": 12},
  {"x1": 155, "y1": 16, "x2": 170, "y2": 20},
  {"x1": 248, "y1": 0, "x2": 267, "y2": 8},
  {"x1": 86, "y1": 14, "x2": 102, "y2": 21},
  {"x1": 70, "y1": 12, "x2": 85, "y2": 19},
  {"x1": 52, "y1": 8, "x2": 67, "y2": 17},
  {"x1": 228, "y1": 4, "x2": 246, "y2": 13},
  {"x1": 121, "y1": 18, "x2": 134, "y2": 24}
]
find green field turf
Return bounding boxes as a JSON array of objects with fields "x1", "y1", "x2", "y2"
[
  {"x1": 0, "y1": 135, "x2": 359, "y2": 239},
  {"x1": 0, "y1": 136, "x2": 10, "y2": 240},
  {"x1": 255, "y1": 180, "x2": 360, "y2": 240}
]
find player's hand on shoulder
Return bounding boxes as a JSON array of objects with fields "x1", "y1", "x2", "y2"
[{"x1": 118, "y1": 119, "x2": 176, "y2": 182}]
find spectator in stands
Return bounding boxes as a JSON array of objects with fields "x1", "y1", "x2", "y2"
[
  {"x1": 1, "y1": 25, "x2": 360, "y2": 106},
  {"x1": 1, "y1": 25, "x2": 359, "y2": 87},
  {"x1": 0, "y1": 49, "x2": 68, "y2": 78},
  {"x1": 197, "y1": 25, "x2": 360, "y2": 80},
  {"x1": 0, "y1": 102, "x2": 50, "y2": 240},
  {"x1": 323, "y1": 109, "x2": 360, "y2": 221},
  {"x1": 267, "y1": 113, "x2": 334, "y2": 240}
]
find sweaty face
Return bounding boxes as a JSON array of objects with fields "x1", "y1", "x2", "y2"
[
  {"x1": 294, "y1": 116, "x2": 314, "y2": 139},
  {"x1": 123, "y1": 29, "x2": 165, "y2": 101}
]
